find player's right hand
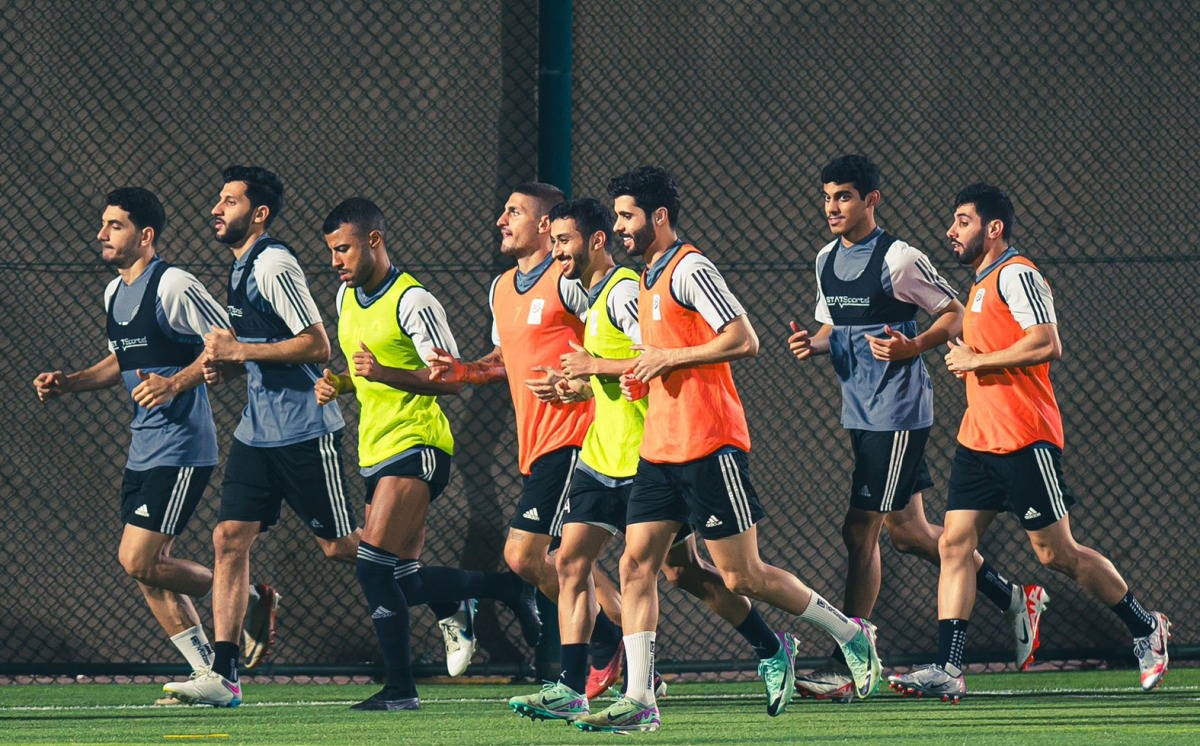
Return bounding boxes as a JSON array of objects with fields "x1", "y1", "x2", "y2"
[
  {"x1": 33, "y1": 370, "x2": 66, "y2": 402},
  {"x1": 787, "y1": 321, "x2": 814, "y2": 361},
  {"x1": 620, "y1": 369, "x2": 649, "y2": 401},
  {"x1": 314, "y1": 369, "x2": 343, "y2": 405},
  {"x1": 426, "y1": 346, "x2": 462, "y2": 382}
]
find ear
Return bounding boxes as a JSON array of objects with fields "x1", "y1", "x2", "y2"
[
  {"x1": 591, "y1": 230, "x2": 608, "y2": 252},
  {"x1": 140, "y1": 226, "x2": 156, "y2": 248},
  {"x1": 253, "y1": 205, "x2": 270, "y2": 225},
  {"x1": 368, "y1": 229, "x2": 384, "y2": 249},
  {"x1": 654, "y1": 207, "x2": 668, "y2": 226},
  {"x1": 537, "y1": 214, "x2": 552, "y2": 234},
  {"x1": 865, "y1": 190, "x2": 882, "y2": 208},
  {"x1": 986, "y1": 219, "x2": 1005, "y2": 239}
]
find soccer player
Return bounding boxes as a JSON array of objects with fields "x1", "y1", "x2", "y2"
[
  {"x1": 164, "y1": 167, "x2": 357, "y2": 707},
  {"x1": 427, "y1": 182, "x2": 625, "y2": 675},
  {"x1": 788, "y1": 155, "x2": 1046, "y2": 701},
  {"x1": 313, "y1": 198, "x2": 540, "y2": 710},
  {"x1": 507, "y1": 198, "x2": 787, "y2": 723},
  {"x1": 575, "y1": 168, "x2": 882, "y2": 734},
  {"x1": 32, "y1": 188, "x2": 275, "y2": 703},
  {"x1": 888, "y1": 184, "x2": 1170, "y2": 702}
]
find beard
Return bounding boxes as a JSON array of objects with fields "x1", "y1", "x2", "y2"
[
  {"x1": 623, "y1": 221, "x2": 657, "y2": 257},
  {"x1": 215, "y1": 213, "x2": 252, "y2": 245},
  {"x1": 955, "y1": 234, "x2": 986, "y2": 265}
]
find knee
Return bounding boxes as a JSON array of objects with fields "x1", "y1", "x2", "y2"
[
  {"x1": 841, "y1": 513, "x2": 881, "y2": 555},
  {"x1": 118, "y1": 547, "x2": 156, "y2": 584},
  {"x1": 619, "y1": 551, "x2": 657, "y2": 588},
  {"x1": 322, "y1": 537, "x2": 357, "y2": 562},
  {"x1": 1032, "y1": 543, "x2": 1074, "y2": 574},
  {"x1": 887, "y1": 525, "x2": 928, "y2": 557},
  {"x1": 212, "y1": 523, "x2": 252, "y2": 561},
  {"x1": 504, "y1": 542, "x2": 541, "y2": 583},
  {"x1": 718, "y1": 567, "x2": 760, "y2": 598},
  {"x1": 555, "y1": 550, "x2": 593, "y2": 587},
  {"x1": 660, "y1": 559, "x2": 687, "y2": 588},
  {"x1": 937, "y1": 529, "x2": 976, "y2": 564}
]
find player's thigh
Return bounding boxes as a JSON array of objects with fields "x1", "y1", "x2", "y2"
[
  {"x1": 561, "y1": 469, "x2": 628, "y2": 538},
  {"x1": 121, "y1": 465, "x2": 214, "y2": 538},
  {"x1": 511, "y1": 447, "x2": 579, "y2": 538},
  {"x1": 848, "y1": 428, "x2": 933, "y2": 513},
  {"x1": 678, "y1": 449, "x2": 765, "y2": 541},
  {"x1": 219, "y1": 440, "x2": 285, "y2": 532},
  {"x1": 626, "y1": 458, "x2": 690, "y2": 533},
  {"x1": 997, "y1": 443, "x2": 1077, "y2": 531},
  {"x1": 274, "y1": 430, "x2": 357, "y2": 541}
]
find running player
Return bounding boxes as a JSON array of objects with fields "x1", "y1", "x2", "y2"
[
  {"x1": 506, "y1": 198, "x2": 787, "y2": 723},
  {"x1": 33, "y1": 187, "x2": 276, "y2": 703},
  {"x1": 789, "y1": 155, "x2": 1046, "y2": 701},
  {"x1": 164, "y1": 167, "x2": 357, "y2": 707},
  {"x1": 313, "y1": 198, "x2": 540, "y2": 710},
  {"x1": 576, "y1": 167, "x2": 882, "y2": 734},
  {"x1": 888, "y1": 183, "x2": 1170, "y2": 702},
  {"x1": 427, "y1": 182, "x2": 625, "y2": 671}
]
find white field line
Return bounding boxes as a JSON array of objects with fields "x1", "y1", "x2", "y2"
[{"x1": 1, "y1": 686, "x2": 1198, "y2": 713}]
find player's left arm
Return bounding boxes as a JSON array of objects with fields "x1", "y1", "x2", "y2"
[
  {"x1": 354, "y1": 287, "x2": 463, "y2": 396},
  {"x1": 560, "y1": 278, "x2": 641, "y2": 380}
]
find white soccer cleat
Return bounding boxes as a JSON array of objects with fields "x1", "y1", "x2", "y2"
[
  {"x1": 1134, "y1": 611, "x2": 1171, "y2": 691},
  {"x1": 795, "y1": 657, "x2": 854, "y2": 702},
  {"x1": 1006, "y1": 585, "x2": 1049, "y2": 670},
  {"x1": 888, "y1": 664, "x2": 966, "y2": 704},
  {"x1": 162, "y1": 668, "x2": 242, "y2": 707},
  {"x1": 438, "y1": 599, "x2": 477, "y2": 677}
]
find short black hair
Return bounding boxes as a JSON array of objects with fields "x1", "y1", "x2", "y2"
[
  {"x1": 512, "y1": 181, "x2": 566, "y2": 217},
  {"x1": 548, "y1": 198, "x2": 613, "y2": 250},
  {"x1": 222, "y1": 165, "x2": 284, "y2": 227},
  {"x1": 820, "y1": 154, "x2": 880, "y2": 198},
  {"x1": 322, "y1": 197, "x2": 386, "y2": 237},
  {"x1": 105, "y1": 187, "x2": 166, "y2": 240},
  {"x1": 607, "y1": 166, "x2": 680, "y2": 225},
  {"x1": 955, "y1": 183, "x2": 1015, "y2": 240}
]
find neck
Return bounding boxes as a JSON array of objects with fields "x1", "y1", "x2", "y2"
[
  {"x1": 580, "y1": 254, "x2": 616, "y2": 291},
  {"x1": 118, "y1": 251, "x2": 156, "y2": 285},
  {"x1": 839, "y1": 218, "x2": 878, "y2": 247},
  {"x1": 362, "y1": 257, "x2": 394, "y2": 295},
  {"x1": 973, "y1": 242, "x2": 1011, "y2": 272},
  {"x1": 642, "y1": 232, "x2": 680, "y2": 268},
  {"x1": 515, "y1": 246, "x2": 550, "y2": 274},
  {"x1": 229, "y1": 226, "x2": 267, "y2": 261}
]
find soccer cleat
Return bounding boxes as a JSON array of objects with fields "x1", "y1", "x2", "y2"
[
  {"x1": 795, "y1": 657, "x2": 854, "y2": 703},
  {"x1": 162, "y1": 668, "x2": 241, "y2": 708},
  {"x1": 509, "y1": 681, "x2": 590, "y2": 721},
  {"x1": 840, "y1": 619, "x2": 883, "y2": 699},
  {"x1": 350, "y1": 688, "x2": 421, "y2": 711},
  {"x1": 510, "y1": 579, "x2": 542, "y2": 648},
  {"x1": 585, "y1": 640, "x2": 625, "y2": 699},
  {"x1": 243, "y1": 583, "x2": 280, "y2": 670},
  {"x1": 888, "y1": 664, "x2": 966, "y2": 704},
  {"x1": 1006, "y1": 585, "x2": 1049, "y2": 670},
  {"x1": 575, "y1": 696, "x2": 661, "y2": 733},
  {"x1": 757, "y1": 631, "x2": 797, "y2": 716},
  {"x1": 439, "y1": 599, "x2": 477, "y2": 677},
  {"x1": 653, "y1": 671, "x2": 668, "y2": 699},
  {"x1": 1133, "y1": 611, "x2": 1171, "y2": 691}
]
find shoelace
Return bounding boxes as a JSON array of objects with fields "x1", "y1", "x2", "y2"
[
  {"x1": 439, "y1": 621, "x2": 462, "y2": 652},
  {"x1": 1133, "y1": 637, "x2": 1151, "y2": 659}
]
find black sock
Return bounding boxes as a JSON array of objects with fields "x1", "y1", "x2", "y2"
[
  {"x1": 356, "y1": 543, "x2": 416, "y2": 697},
  {"x1": 937, "y1": 619, "x2": 969, "y2": 676},
  {"x1": 589, "y1": 611, "x2": 622, "y2": 667},
  {"x1": 394, "y1": 562, "x2": 520, "y2": 605},
  {"x1": 212, "y1": 641, "x2": 239, "y2": 683},
  {"x1": 734, "y1": 609, "x2": 780, "y2": 659},
  {"x1": 976, "y1": 562, "x2": 1018, "y2": 611},
  {"x1": 1110, "y1": 592, "x2": 1156, "y2": 638},
  {"x1": 429, "y1": 601, "x2": 459, "y2": 619},
  {"x1": 560, "y1": 643, "x2": 589, "y2": 695}
]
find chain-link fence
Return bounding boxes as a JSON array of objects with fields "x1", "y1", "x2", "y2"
[{"x1": 2, "y1": 0, "x2": 1195, "y2": 679}]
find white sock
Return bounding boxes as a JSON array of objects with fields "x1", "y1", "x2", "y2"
[
  {"x1": 799, "y1": 592, "x2": 859, "y2": 645},
  {"x1": 623, "y1": 631, "x2": 656, "y2": 705},
  {"x1": 170, "y1": 625, "x2": 215, "y2": 672}
]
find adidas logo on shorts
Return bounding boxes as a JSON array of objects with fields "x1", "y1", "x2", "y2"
[
  {"x1": 135, "y1": 504, "x2": 150, "y2": 518},
  {"x1": 522, "y1": 508, "x2": 540, "y2": 521},
  {"x1": 310, "y1": 519, "x2": 324, "y2": 528},
  {"x1": 705, "y1": 515, "x2": 723, "y2": 528},
  {"x1": 372, "y1": 606, "x2": 396, "y2": 619},
  {"x1": 1024, "y1": 507, "x2": 1041, "y2": 520}
]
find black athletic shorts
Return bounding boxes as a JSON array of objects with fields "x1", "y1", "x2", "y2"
[
  {"x1": 220, "y1": 430, "x2": 356, "y2": 539},
  {"x1": 947, "y1": 442, "x2": 1076, "y2": 531},
  {"x1": 510, "y1": 446, "x2": 578, "y2": 537},
  {"x1": 561, "y1": 467, "x2": 695, "y2": 544},
  {"x1": 121, "y1": 465, "x2": 214, "y2": 536},
  {"x1": 363, "y1": 446, "x2": 453, "y2": 504},
  {"x1": 848, "y1": 427, "x2": 934, "y2": 513},
  {"x1": 627, "y1": 449, "x2": 764, "y2": 540}
]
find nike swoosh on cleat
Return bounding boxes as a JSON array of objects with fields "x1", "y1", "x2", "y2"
[{"x1": 1018, "y1": 625, "x2": 1030, "y2": 645}]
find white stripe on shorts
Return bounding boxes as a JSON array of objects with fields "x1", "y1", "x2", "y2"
[
  {"x1": 881, "y1": 431, "x2": 910, "y2": 513},
  {"x1": 549, "y1": 450, "x2": 579, "y2": 537},
  {"x1": 718, "y1": 453, "x2": 752, "y2": 532},
  {"x1": 161, "y1": 467, "x2": 193, "y2": 535},
  {"x1": 318, "y1": 433, "x2": 352, "y2": 537},
  {"x1": 1034, "y1": 448, "x2": 1067, "y2": 520},
  {"x1": 421, "y1": 448, "x2": 435, "y2": 482}
]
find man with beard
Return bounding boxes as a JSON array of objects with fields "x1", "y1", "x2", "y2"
[
  {"x1": 164, "y1": 167, "x2": 357, "y2": 707},
  {"x1": 313, "y1": 197, "x2": 539, "y2": 710},
  {"x1": 33, "y1": 187, "x2": 276, "y2": 705},
  {"x1": 506, "y1": 197, "x2": 789, "y2": 724},
  {"x1": 888, "y1": 183, "x2": 1169, "y2": 702},
  {"x1": 787, "y1": 155, "x2": 1046, "y2": 701},
  {"x1": 576, "y1": 168, "x2": 882, "y2": 734},
  {"x1": 427, "y1": 183, "x2": 628, "y2": 690}
]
